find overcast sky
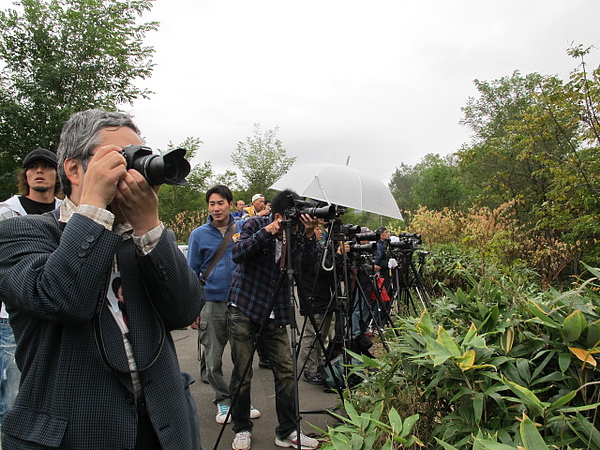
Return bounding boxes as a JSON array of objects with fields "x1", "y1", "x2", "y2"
[{"x1": 5, "y1": 0, "x2": 600, "y2": 185}]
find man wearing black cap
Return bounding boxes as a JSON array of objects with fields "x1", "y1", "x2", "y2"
[
  {"x1": 0, "y1": 148, "x2": 62, "y2": 427},
  {"x1": 0, "y1": 148, "x2": 62, "y2": 220}
]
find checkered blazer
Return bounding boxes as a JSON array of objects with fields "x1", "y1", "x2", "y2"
[{"x1": 0, "y1": 212, "x2": 204, "y2": 449}]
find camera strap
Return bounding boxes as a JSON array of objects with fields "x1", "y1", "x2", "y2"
[{"x1": 200, "y1": 222, "x2": 236, "y2": 286}]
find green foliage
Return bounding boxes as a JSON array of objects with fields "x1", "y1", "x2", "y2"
[
  {"x1": 230, "y1": 123, "x2": 296, "y2": 197},
  {"x1": 0, "y1": 0, "x2": 157, "y2": 196},
  {"x1": 393, "y1": 45, "x2": 600, "y2": 283},
  {"x1": 317, "y1": 400, "x2": 422, "y2": 449},
  {"x1": 327, "y1": 270, "x2": 600, "y2": 449},
  {"x1": 411, "y1": 154, "x2": 465, "y2": 211},
  {"x1": 389, "y1": 154, "x2": 465, "y2": 213}
]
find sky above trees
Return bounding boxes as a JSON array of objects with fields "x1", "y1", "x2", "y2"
[{"x1": 2, "y1": 0, "x2": 599, "y2": 185}]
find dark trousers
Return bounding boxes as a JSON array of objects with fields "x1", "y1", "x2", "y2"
[
  {"x1": 227, "y1": 306, "x2": 296, "y2": 439},
  {"x1": 135, "y1": 403, "x2": 162, "y2": 449}
]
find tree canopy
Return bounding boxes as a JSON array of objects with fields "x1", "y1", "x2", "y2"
[
  {"x1": 230, "y1": 123, "x2": 296, "y2": 198},
  {"x1": 392, "y1": 45, "x2": 600, "y2": 272},
  {"x1": 0, "y1": 0, "x2": 157, "y2": 198}
]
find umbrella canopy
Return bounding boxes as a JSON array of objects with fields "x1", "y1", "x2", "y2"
[{"x1": 270, "y1": 163, "x2": 402, "y2": 219}]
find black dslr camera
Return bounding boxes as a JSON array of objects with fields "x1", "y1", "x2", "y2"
[
  {"x1": 121, "y1": 145, "x2": 191, "y2": 186},
  {"x1": 284, "y1": 198, "x2": 339, "y2": 225},
  {"x1": 388, "y1": 232, "x2": 423, "y2": 251}
]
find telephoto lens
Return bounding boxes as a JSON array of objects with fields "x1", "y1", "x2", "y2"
[{"x1": 121, "y1": 145, "x2": 191, "y2": 186}]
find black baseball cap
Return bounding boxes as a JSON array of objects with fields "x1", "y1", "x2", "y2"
[{"x1": 22, "y1": 148, "x2": 58, "y2": 168}]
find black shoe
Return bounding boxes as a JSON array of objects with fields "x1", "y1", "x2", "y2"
[
  {"x1": 258, "y1": 358, "x2": 271, "y2": 369},
  {"x1": 303, "y1": 372, "x2": 324, "y2": 385}
]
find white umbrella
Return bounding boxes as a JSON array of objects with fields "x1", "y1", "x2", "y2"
[{"x1": 270, "y1": 163, "x2": 402, "y2": 220}]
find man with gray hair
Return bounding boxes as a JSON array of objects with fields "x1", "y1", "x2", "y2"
[{"x1": 0, "y1": 109, "x2": 203, "y2": 449}]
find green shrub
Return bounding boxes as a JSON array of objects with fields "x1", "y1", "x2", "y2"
[{"x1": 325, "y1": 269, "x2": 600, "y2": 448}]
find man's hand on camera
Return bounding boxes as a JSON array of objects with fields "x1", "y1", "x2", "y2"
[
  {"x1": 265, "y1": 217, "x2": 282, "y2": 235},
  {"x1": 79, "y1": 145, "x2": 127, "y2": 209},
  {"x1": 337, "y1": 241, "x2": 351, "y2": 254},
  {"x1": 265, "y1": 218, "x2": 282, "y2": 235},
  {"x1": 300, "y1": 214, "x2": 318, "y2": 238},
  {"x1": 113, "y1": 169, "x2": 160, "y2": 236}
]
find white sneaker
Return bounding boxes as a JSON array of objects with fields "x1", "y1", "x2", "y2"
[
  {"x1": 232, "y1": 431, "x2": 252, "y2": 450},
  {"x1": 275, "y1": 430, "x2": 319, "y2": 449},
  {"x1": 216, "y1": 404, "x2": 232, "y2": 424},
  {"x1": 250, "y1": 405, "x2": 261, "y2": 419}
]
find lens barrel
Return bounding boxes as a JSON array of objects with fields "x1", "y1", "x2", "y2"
[{"x1": 121, "y1": 145, "x2": 191, "y2": 186}]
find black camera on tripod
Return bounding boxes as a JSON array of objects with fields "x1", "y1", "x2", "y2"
[
  {"x1": 349, "y1": 242, "x2": 377, "y2": 253},
  {"x1": 283, "y1": 199, "x2": 340, "y2": 225},
  {"x1": 354, "y1": 231, "x2": 379, "y2": 242},
  {"x1": 121, "y1": 145, "x2": 191, "y2": 186},
  {"x1": 348, "y1": 228, "x2": 379, "y2": 254},
  {"x1": 333, "y1": 224, "x2": 380, "y2": 242},
  {"x1": 388, "y1": 232, "x2": 423, "y2": 252}
]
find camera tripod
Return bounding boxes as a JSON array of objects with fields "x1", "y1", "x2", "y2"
[
  {"x1": 295, "y1": 225, "x2": 359, "y2": 404},
  {"x1": 295, "y1": 224, "x2": 395, "y2": 399},
  {"x1": 388, "y1": 247, "x2": 431, "y2": 316}
]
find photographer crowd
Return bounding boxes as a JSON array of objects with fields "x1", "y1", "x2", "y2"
[{"x1": 0, "y1": 108, "x2": 407, "y2": 450}]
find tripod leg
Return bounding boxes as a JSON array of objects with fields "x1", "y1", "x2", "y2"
[
  {"x1": 410, "y1": 262, "x2": 430, "y2": 309},
  {"x1": 356, "y1": 278, "x2": 391, "y2": 352},
  {"x1": 299, "y1": 306, "x2": 346, "y2": 397}
]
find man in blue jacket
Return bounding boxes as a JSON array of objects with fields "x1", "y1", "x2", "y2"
[{"x1": 187, "y1": 185, "x2": 259, "y2": 425}]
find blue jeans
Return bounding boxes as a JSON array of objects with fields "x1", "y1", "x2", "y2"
[
  {"x1": 227, "y1": 306, "x2": 296, "y2": 439},
  {"x1": 0, "y1": 318, "x2": 19, "y2": 424}
]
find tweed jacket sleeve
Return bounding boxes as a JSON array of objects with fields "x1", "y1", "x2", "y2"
[
  {"x1": 0, "y1": 212, "x2": 202, "y2": 328},
  {"x1": 136, "y1": 226, "x2": 204, "y2": 329},
  {"x1": 0, "y1": 213, "x2": 120, "y2": 323}
]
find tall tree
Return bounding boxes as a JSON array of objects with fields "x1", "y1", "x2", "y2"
[
  {"x1": 458, "y1": 71, "x2": 556, "y2": 214},
  {"x1": 0, "y1": 0, "x2": 157, "y2": 198},
  {"x1": 230, "y1": 123, "x2": 296, "y2": 197},
  {"x1": 389, "y1": 162, "x2": 418, "y2": 212},
  {"x1": 411, "y1": 153, "x2": 464, "y2": 211},
  {"x1": 389, "y1": 154, "x2": 464, "y2": 213},
  {"x1": 519, "y1": 46, "x2": 600, "y2": 242},
  {"x1": 457, "y1": 47, "x2": 600, "y2": 267}
]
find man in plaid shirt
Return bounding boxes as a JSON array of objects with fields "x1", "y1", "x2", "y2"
[{"x1": 227, "y1": 189, "x2": 320, "y2": 450}]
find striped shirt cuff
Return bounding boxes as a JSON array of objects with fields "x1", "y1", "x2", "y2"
[
  {"x1": 77, "y1": 204, "x2": 114, "y2": 230},
  {"x1": 133, "y1": 223, "x2": 165, "y2": 255}
]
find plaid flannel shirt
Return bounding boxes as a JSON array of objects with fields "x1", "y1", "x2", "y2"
[{"x1": 228, "y1": 215, "x2": 317, "y2": 326}]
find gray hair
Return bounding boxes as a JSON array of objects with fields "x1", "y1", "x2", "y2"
[{"x1": 57, "y1": 109, "x2": 141, "y2": 197}]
